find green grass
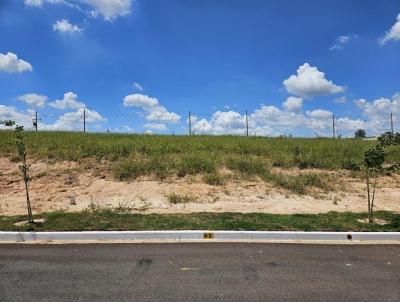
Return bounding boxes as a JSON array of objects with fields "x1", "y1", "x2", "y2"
[
  {"x1": 203, "y1": 172, "x2": 225, "y2": 185},
  {"x1": 0, "y1": 211, "x2": 399, "y2": 232},
  {"x1": 1, "y1": 131, "x2": 398, "y2": 194},
  {"x1": 166, "y1": 193, "x2": 197, "y2": 204},
  {"x1": 0, "y1": 131, "x2": 384, "y2": 172},
  {"x1": 262, "y1": 171, "x2": 335, "y2": 194}
]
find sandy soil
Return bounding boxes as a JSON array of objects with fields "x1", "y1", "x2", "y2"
[{"x1": 0, "y1": 157, "x2": 399, "y2": 216}]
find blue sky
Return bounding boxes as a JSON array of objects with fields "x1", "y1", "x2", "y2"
[{"x1": 0, "y1": 0, "x2": 399, "y2": 136}]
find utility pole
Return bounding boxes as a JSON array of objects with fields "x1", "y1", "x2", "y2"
[
  {"x1": 332, "y1": 114, "x2": 336, "y2": 139},
  {"x1": 391, "y1": 112, "x2": 394, "y2": 134},
  {"x1": 188, "y1": 111, "x2": 192, "y2": 136},
  {"x1": 33, "y1": 111, "x2": 40, "y2": 131},
  {"x1": 83, "y1": 108, "x2": 86, "y2": 133},
  {"x1": 245, "y1": 109, "x2": 249, "y2": 137}
]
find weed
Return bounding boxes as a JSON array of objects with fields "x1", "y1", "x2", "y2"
[
  {"x1": 203, "y1": 173, "x2": 225, "y2": 185},
  {"x1": 166, "y1": 193, "x2": 197, "y2": 204}
]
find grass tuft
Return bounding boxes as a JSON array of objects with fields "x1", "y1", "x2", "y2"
[{"x1": 166, "y1": 193, "x2": 198, "y2": 204}]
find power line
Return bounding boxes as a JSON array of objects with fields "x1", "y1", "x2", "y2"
[{"x1": 332, "y1": 114, "x2": 336, "y2": 139}]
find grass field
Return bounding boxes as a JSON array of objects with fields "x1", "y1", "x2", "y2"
[
  {"x1": 1, "y1": 211, "x2": 399, "y2": 232},
  {"x1": 0, "y1": 131, "x2": 387, "y2": 174},
  {"x1": 1, "y1": 131, "x2": 399, "y2": 195}
]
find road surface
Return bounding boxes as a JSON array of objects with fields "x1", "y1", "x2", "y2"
[{"x1": 0, "y1": 243, "x2": 399, "y2": 301}]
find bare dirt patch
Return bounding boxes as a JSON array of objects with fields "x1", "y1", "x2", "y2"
[{"x1": 1, "y1": 157, "x2": 399, "y2": 216}]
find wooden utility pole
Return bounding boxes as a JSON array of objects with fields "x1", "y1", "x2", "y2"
[
  {"x1": 83, "y1": 108, "x2": 86, "y2": 133},
  {"x1": 391, "y1": 113, "x2": 394, "y2": 134},
  {"x1": 332, "y1": 115, "x2": 336, "y2": 139},
  {"x1": 188, "y1": 111, "x2": 192, "y2": 136},
  {"x1": 245, "y1": 109, "x2": 249, "y2": 137},
  {"x1": 33, "y1": 111, "x2": 40, "y2": 131}
]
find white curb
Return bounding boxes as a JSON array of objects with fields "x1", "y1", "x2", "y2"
[{"x1": 0, "y1": 231, "x2": 400, "y2": 244}]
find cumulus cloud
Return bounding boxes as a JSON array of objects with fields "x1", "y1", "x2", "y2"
[
  {"x1": 192, "y1": 111, "x2": 247, "y2": 135},
  {"x1": 354, "y1": 93, "x2": 399, "y2": 133},
  {"x1": 25, "y1": 0, "x2": 132, "y2": 20},
  {"x1": 379, "y1": 13, "x2": 400, "y2": 45},
  {"x1": 49, "y1": 108, "x2": 106, "y2": 131},
  {"x1": 25, "y1": 0, "x2": 70, "y2": 7},
  {"x1": 0, "y1": 52, "x2": 33, "y2": 73},
  {"x1": 18, "y1": 93, "x2": 48, "y2": 108},
  {"x1": 49, "y1": 92, "x2": 86, "y2": 110},
  {"x1": 24, "y1": 0, "x2": 44, "y2": 6},
  {"x1": 82, "y1": 0, "x2": 132, "y2": 20},
  {"x1": 283, "y1": 63, "x2": 345, "y2": 97},
  {"x1": 53, "y1": 19, "x2": 82, "y2": 33},
  {"x1": 191, "y1": 100, "x2": 368, "y2": 137},
  {"x1": 0, "y1": 105, "x2": 34, "y2": 129},
  {"x1": 143, "y1": 123, "x2": 166, "y2": 131},
  {"x1": 1, "y1": 102, "x2": 105, "y2": 132},
  {"x1": 123, "y1": 93, "x2": 181, "y2": 123},
  {"x1": 282, "y1": 97, "x2": 303, "y2": 113}
]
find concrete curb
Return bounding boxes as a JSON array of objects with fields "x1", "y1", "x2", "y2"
[{"x1": 1, "y1": 231, "x2": 400, "y2": 244}]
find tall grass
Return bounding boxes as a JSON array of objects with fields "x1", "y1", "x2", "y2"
[
  {"x1": 0, "y1": 131, "x2": 379, "y2": 164},
  {"x1": 1, "y1": 131, "x2": 392, "y2": 182}
]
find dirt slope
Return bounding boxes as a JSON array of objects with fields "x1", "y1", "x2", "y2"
[{"x1": 1, "y1": 157, "x2": 399, "y2": 216}]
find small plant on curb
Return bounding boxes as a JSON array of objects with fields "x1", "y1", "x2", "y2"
[{"x1": 0, "y1": 120, "x2": 34, "y2": 223}]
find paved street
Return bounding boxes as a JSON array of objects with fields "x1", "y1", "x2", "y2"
[{"x1": 0, "y1": 243, "x2": 399, "y2": 301}]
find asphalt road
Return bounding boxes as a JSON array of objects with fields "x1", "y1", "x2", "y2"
[{"x1": 0, "y1": 243, "x2": 399, "y2": 302}]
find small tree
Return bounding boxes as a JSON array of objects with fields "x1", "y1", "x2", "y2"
[
  {"x1": 0, "y1": 120, "x2": 34, "y2": 223},
  {"x1": 363, "y1": 145, "x2": 384, "y2": 223},
  {"x1": 355, "y1": 129, "x2": 366, "y2": 138},
  {"x1": 363, "y1": 132, "x2": 400, "y2": 223}
]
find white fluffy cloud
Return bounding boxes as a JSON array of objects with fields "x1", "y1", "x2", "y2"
[
  {"x1": 355, "y1": 93, "x2": 399, "y2": 133},
  {"x1": 282, "y1": 96, "x2": 303, "y2": 113},
  {"x1": 53, "y1": 19, "x2": 82, "y2": 33},
  {"x1": 283, "y1": 63, "x2": 345, "y2": 97},
  {"x1": 25, "y1": 0, "x2": 132, "y2": 20},
  {"x1": 123, "y1": 93, "x2": 181, "y2": 123},
  {"x1": 143, "y1": 123, "x2": 166, "y2": 131},
  {"x1": 24, "y1": 0, "x2": 68, "y2": 7},
  {"x1": 18, "y1": 93, "x2": 48, "y2": 108},
  {"x1": 49, "y1": 108, "x2": 106, "y2": 131},
  {"x1": 191, "y1": 100, "x2": 369, "y2": 137},
  {"x1": 0, "y1": 52, "x2": 33, "y2": 73},
  {"x1": 379, "y1": 13, "x2": 400, "y2": 45},
  {"x1": 0, "y1": 105, "x2": 33, "y2": 129},
  {"x1": 49, "y1": 92, "x2": 86, "y2": 110},
  {"x1": 24, "y1": 0, "x2": 43, "y2": 6},
  {"x1": 83, "y1": 0, "x2": 132, "y2": 20},
  {"x1": 192, "y1": 111, "x2": 247, "y2": 135},
  {"x1": 1, "y1": 100, "x2": 105, "y2": 132}
]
